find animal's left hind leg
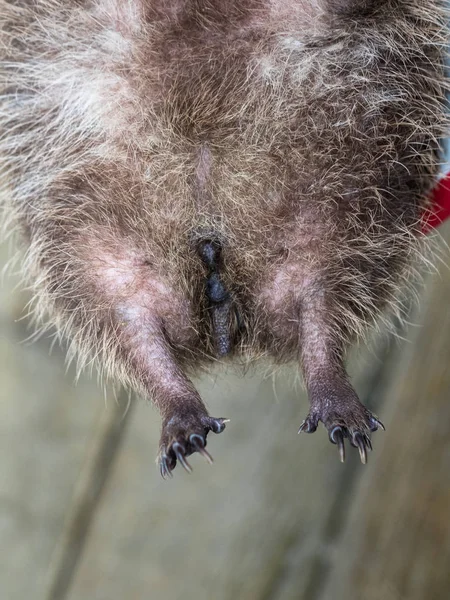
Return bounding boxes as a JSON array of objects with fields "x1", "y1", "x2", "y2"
[{"x1": 298, "y1": 300, "x2": 384, "y2": 463}]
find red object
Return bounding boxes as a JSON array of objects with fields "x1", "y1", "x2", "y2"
[{"x1": 422, "y1": 171, "x2": 450, "y2": 233}]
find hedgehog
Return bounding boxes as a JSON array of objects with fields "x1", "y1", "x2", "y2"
[{"x1": 0, "y1": 0, "x2": 448, "y2": 477}]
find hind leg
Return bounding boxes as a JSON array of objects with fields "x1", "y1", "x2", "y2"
[
  {"x1": 25, "y1": 221, "x2": 227, "y2": 477},
  {"x1": 260, "y1": 267, "x2": 383, "y2": 463},
  {"x1": 297, "y1": 296, "x2": 384, "y2": 463},
  {"x1": 123, "y1": 329, "x2": 228, "y2": 478},
  {"x1": 134, "y1": 334, "x2": 228, "y2": 478}
]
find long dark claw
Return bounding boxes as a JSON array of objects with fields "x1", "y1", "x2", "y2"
[
  {"x1": 160, "y1": 455, "x2": 173, "y2": 479},
  {"x1": 353, "y1": 432, "x2": 367, "y2": 464},
  {"x1": 190, "y1": 434, "x2": 214, "y2": 465},
  {"x1": 199, "y1": 447, "x2": 214, "y2": 464},
  {"x1": 298, "y1": 420, "x2": 307, "y2": 433},
  {"x1": 298, "y1": 419, "x2": 317, "y2": 434},
  {"x1": 210, "y1": 418, "x2": 229, "y2": 434},
  {"x1": 369, "y1": 416, "x2": 385, "y2": 432},
  {"x1": 173, "y1": 442, "x2": 192, "y2": 473},
  {"x1": 330, "y1": 426, "x2": 346, "y2": 462}
]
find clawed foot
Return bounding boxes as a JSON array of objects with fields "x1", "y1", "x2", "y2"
[
  {"x1": 298, "y1": 406, "x2": 384, "y2": 464},
  {"x1": 158, "y1": 414, "x2": 228, "y2": 479}
]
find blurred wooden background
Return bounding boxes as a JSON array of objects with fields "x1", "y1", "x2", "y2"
[{"x1": 1, "y1": 224, "x2": 449, "y2": 600}]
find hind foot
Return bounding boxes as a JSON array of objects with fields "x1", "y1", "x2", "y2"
[
  {"x1": 298, "y1": 383, "x2": 384, "y2": 464},
  {"x1": 158, "y1": 412, "x2": 228, "y2": 478}
]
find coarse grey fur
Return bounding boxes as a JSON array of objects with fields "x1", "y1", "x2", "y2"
[{"x1": 0, "y1": 0, "x2": 448, "y2": 474}]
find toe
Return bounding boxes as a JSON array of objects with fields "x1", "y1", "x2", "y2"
[
  {"x1": 207, "y1": 417, "x2": 229, "y2": 434},
  {"x1": 298, "y1": 416, "x2": 318, "y2": 434},
  {"x1": 159, "y1": 453, "x2": 174, "y2": 479},
  {"x1": 172, "y1": 442, "x2": 193, "y2": 473},
  {"x1": 329, "y1": 426, "x2": 346, "y2": 462},
  {"x1": 369, "y1": 416, "x2": 385, "y2": 432},
  {"x1": 352, "y1": 431, "x2": 370, "y2": 464},
  {"x1": 189, "y1": 433, "x2": 214, "y2": 464}
]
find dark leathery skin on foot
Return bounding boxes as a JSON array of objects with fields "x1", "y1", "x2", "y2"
[{"x1": 158, "y1": 413, "x2": 228, "y2": 478}]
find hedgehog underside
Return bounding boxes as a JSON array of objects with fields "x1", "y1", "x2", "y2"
[{"x1": 1, "y1": 0, "x2": 447, "y2": 474}]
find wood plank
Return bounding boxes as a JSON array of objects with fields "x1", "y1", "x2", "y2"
[
  {"x1": 316, "y1": 225, "x2": 450, "y2": 600},
  {"x1": 0, "y1": 243, "x2": 105, "y2": 600},
  {"x1": 3, "y1": 224, "x2": 448, "y2": 600},
  {"x1": 44, "y1": 393, "x2": 134, "y2": 600},
  {"x1": 66, "y1": 344, "x2": 394, "y2": 600}
]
